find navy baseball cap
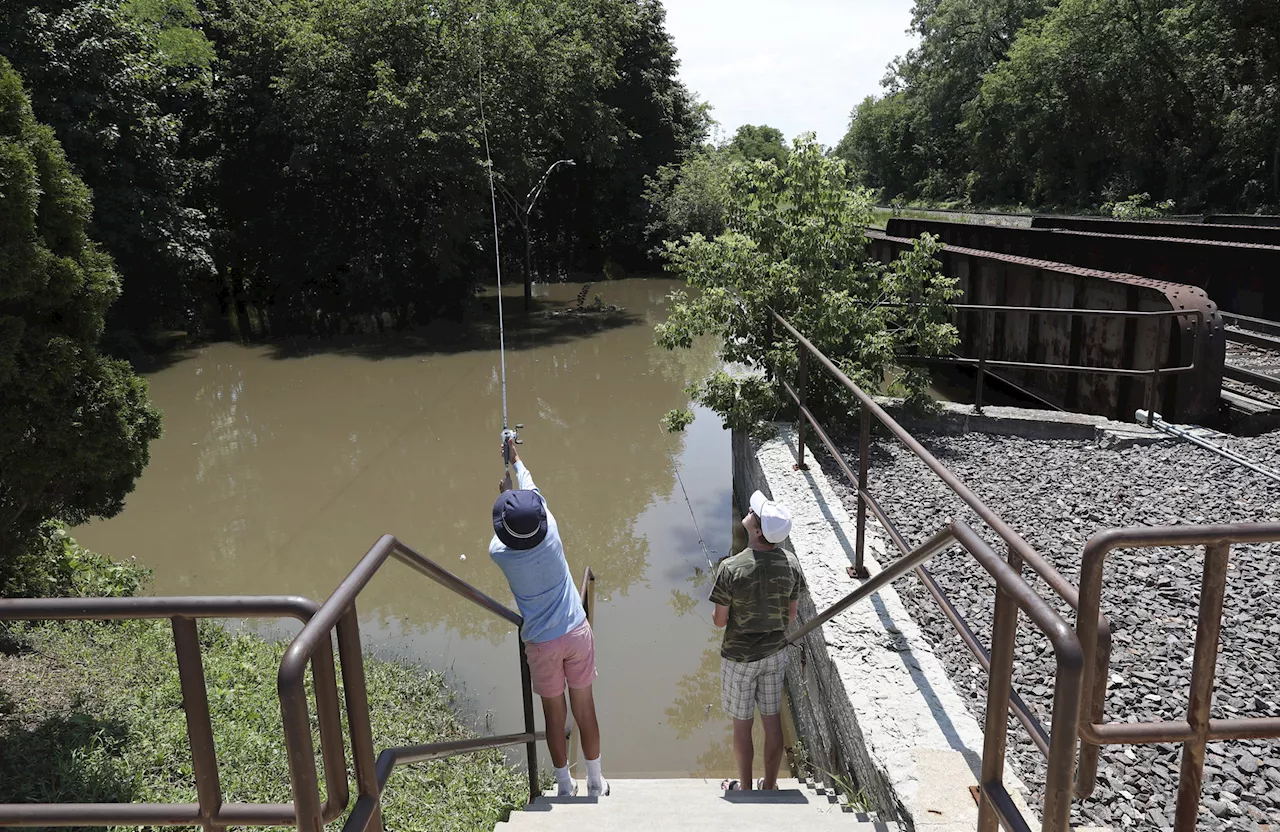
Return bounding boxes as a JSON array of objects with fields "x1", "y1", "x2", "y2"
[{"x1": 492, "y1": 489, "x2": 548, "y2": 550}]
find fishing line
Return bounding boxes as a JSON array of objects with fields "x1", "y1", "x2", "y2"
[
  {"x1": 665, "y1": 437, "x2": 716, "y2": 570},
  {"x1": 477, "y1": 15, "x2": 520, "y2": 478},
  {"x1": 478, "y1": 62, "x2": 507, "y2": 433}
]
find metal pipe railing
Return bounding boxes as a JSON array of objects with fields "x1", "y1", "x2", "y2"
[
  {"x1": 0, "y1": 596, "x2": 347, "y2": 829},
  {"x1": 771, "y1": 308, "x2": 1099, "y2": 831},
  {"x1": 0, "y1": 537, "x2": 569, "y2": 832},
  {"x1": 279, "y1": 535, "x2": 540, "y2": 832},
  {"x1": 1075, "y1": 524, "x2": 1280, "y2": 831}
]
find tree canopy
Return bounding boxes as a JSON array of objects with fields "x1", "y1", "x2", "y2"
[
  {"x1": 0, "y1": 0, "x2": 704, "y2": 337},
  {"x1": 837, "y1": 0, "x2": 1280, "y2": 212},
  {"x1": 727, "y1": 124, "x2": 788, "y2": 165},
  {"x1": 655, "y1": 138, "x2": 959, "y2": 433},
  {"x1": 0, "y1": 56, "x2": 161, "y2": 592}
]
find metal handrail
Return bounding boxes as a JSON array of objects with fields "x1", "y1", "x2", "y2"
[
  {"x1": 878, "y1": 302, "x2": 1205, "y2": 420},
  {"x1": 279, "y1": 534, "x2": 544, "y2": 832},
  {"x1": 771, "y1": 309, "x2": 1096, "y2": 832},
  {"x1": 0, "y1": 596, "x2": 348, "y2": 829},
  {"x1": 1075, "y1": 524, "x2": 1280, "y2": 831},
  {"x1": 0, "y1": 537, "x2": 584, "y2": 832}
]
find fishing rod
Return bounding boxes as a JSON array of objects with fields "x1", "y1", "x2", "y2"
[{"x1": 477, "y1": 27, "x2": 522, "y2": 477}]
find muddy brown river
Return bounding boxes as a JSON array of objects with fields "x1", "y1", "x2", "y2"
[{"x1": 77, "y1": 278, "x2": 782, "y2": 779}]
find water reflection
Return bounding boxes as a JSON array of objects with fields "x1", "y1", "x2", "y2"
[{"x1": 78, "y1": 279, "x2": 751, "y2": 775}]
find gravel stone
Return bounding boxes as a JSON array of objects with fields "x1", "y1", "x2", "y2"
[{"x1": 821, "y1": 429, "x2": 1280, "y2": 830}]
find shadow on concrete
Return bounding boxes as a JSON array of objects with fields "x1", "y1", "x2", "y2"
[
  {"x1": 720, "y1": 788, "x2": 809, "y2": 804},
  {"x1": 781, "y1": 430, "x2": 985, "y2": 783}
]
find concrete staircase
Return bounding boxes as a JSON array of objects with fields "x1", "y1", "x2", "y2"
[{"x1": 496, "y1": 778, "x2": 900, "y2": 831}]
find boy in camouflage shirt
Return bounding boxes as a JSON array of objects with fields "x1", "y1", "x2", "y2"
[{"x1": 709, "y1": 490, "x2": 805, "y2": 791}]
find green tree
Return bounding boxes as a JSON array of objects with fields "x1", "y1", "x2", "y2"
[
  {"x1": 655, "y1": 137, "x2": 959, "y2": 433},
  {"x1": 643, "y1": 144, "x2": 735, "y2": 250},
  {"x1": 840, "y1": 0, "x2": 1280, "y2": 211},
  {"x1": 727, "y1": 124, "x2": 788, "y2": 165},
  {"x1": 0, "y1": 0, "x2": 217, "y2": 332},
  {"x1": 837, "y1": 0, "x2": 1053, "y2": 201},
  {"x1": 0, "y1": 57, "x2": 162, "y2": 592},
  {"x1": 206, "y1": 0, "x2": 702, "y2": 336}
]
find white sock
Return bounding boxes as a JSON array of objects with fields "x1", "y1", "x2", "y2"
[
  {"x1": 586, "y1": 756, "x2": 604, "y2": 792},
  {"x1": 555, "y1": 765, "x2": 573, "y2": 795}
]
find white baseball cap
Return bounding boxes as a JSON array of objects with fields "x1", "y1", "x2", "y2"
[{"x1": 749, "y1": 490, "x2": 792, "y2": 544}]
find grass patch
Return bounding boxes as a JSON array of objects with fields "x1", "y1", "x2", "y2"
[{"x1": 0, "y1": 619, "x2": 526, "y2": 831}]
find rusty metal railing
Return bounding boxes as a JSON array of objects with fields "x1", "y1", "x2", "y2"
[
  {"x1": 1075, "y1": 525, "x2": 1280, "y2": 831},
  {"x1": 0, "y1": 596, "x2": 347, "y2": 829},
  {"x1": 0, "y1": 535, "x2": 593, "y2": 831},
  {"x1": 877, "y1": 302, "x2": 1205, "y2": 424},
  {"x1": 773, "y1": 310, "x2": 1092, "y2": 832},
  {"x1": 284, "y1": 534, "x2": 543, "y2": 832}
]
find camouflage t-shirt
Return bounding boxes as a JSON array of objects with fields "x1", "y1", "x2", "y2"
[{"x1": 709, "y1": 546, "x2": 806, "y2": 662}]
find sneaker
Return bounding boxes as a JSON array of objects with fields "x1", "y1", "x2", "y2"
[
  {"x1": 557, "y1": 780, "x2": 578, "y2": 797},
  {"x1": 588, "y1": 779, "x2": 610, "y2": 798}
]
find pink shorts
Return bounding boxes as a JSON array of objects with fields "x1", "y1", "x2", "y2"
[{"x1": 526, "y1": 621, "x2": 596, "y2": 697}]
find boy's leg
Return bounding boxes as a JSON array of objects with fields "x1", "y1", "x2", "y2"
[
  {"x1": 733, "y1": 718, "x2": 755, "y2": 789},
  {"x1": 541, "y1": 693, "x2": 569, "y2": 768},
  {"x1": 567, "y1": 685, "x2": 600, "y2": 760},
  {"x1": 756, "y1": 649, "x2": 789, "y2": 789},
  {"x1": 760, "y1": 712, "x2": 784, "y2": 790},
  {"x1": 721, "y1": 656, "x2": 760, "y2": 789},
  {"x1": 564, "y1": 623, "x2": 606, "y2": 795}
]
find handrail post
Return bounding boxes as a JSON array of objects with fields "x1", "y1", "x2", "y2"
[
  {"x1": 853, "y1": 406, "x2": 871, "y2": 578},
  {"x1": 975, "y1": 308, "x2": 988, "y2": 413},
  {"x1": 978, "y1": 548, "x2": 1020, "y2": 832},
  {"x1": 519, "y1": 640, "x2": 539, "y2": 804},
  {"x1": 1174, "y1": 542, "x2": 1230, "y2": 830},
  {"x1": 796, "y1": 349, "x2": 809, "y2": 471},
  {"x1": 336, "y1": 607, "x2": 382, "y2": 832},
  {"x1": 1146, "y1": 315, "x2": 1168, "y2": 426},
  {"x1": 171, "y1": 616, "x2": 223, "y2": 831}
]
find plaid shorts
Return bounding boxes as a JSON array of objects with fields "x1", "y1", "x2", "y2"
[{"x1": 720, "y1": 649, "x2": 789, "y2": 721}]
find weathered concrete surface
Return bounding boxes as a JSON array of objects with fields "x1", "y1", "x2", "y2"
[
  {"x1": 873, "y1": 398, "x2": 1168, "y2": 448},
  {"x1": 733, "y1": 425, "x2": 1038, "y2": 831},
  {"x1": 500, "y1": 779, "x2": 897, "y2": 831}
]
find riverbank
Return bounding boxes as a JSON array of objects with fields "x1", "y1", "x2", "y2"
[{"x1": 0, "y1": 618, "x2": 527, "y2": 830}]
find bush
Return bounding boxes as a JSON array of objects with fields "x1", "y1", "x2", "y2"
[{"x1": 0, "y1": 522, "x2": 151, "y2": 599}]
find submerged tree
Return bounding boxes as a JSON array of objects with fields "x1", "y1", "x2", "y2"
[
  {"x1": 655, "y1": 137, "x2": 959, "y2": 434},
  {"x1": 0, "y1": 58, "x2": 162, "y2": 593}
]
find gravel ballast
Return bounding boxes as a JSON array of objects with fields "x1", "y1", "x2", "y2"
[{"x1": 821, "y1": 430, "x2": 1280, "y2": 830}]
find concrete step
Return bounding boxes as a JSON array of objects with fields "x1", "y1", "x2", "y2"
[{"x1": 496, "y1": 779, "x2": 899, "y2": 831}]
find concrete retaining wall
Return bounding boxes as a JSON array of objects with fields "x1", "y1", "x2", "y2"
[{"x1": 733, "y1": 426, "x2": 1036, "y2": 831}]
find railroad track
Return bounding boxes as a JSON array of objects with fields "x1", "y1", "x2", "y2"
[{"x1": 1221, "y1": 314, "x2": 1280, "y2": 423}]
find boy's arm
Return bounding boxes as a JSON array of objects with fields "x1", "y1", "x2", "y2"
[
  {"x1": 788, "y1": 555, "x2": 805, "y2": 627},
  {"x1": 708, "y1": 562, "x2": 732, "y2": 628},
  {"x1": 512, "y1": 459, "x2": 539, "y2": 494}
]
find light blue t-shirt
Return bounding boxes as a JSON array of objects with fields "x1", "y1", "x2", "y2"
[{"x1": 489, "y1": 461, "x2": 586, "y2": 644}]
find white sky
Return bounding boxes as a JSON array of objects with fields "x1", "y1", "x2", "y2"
[{"x1": 662, "y1": 0, "x2": 918, "y2": 149}]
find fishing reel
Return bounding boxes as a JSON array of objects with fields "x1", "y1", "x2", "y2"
[{"x1": 501, "y1": 424, "x2": 524, "y2": 466}]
